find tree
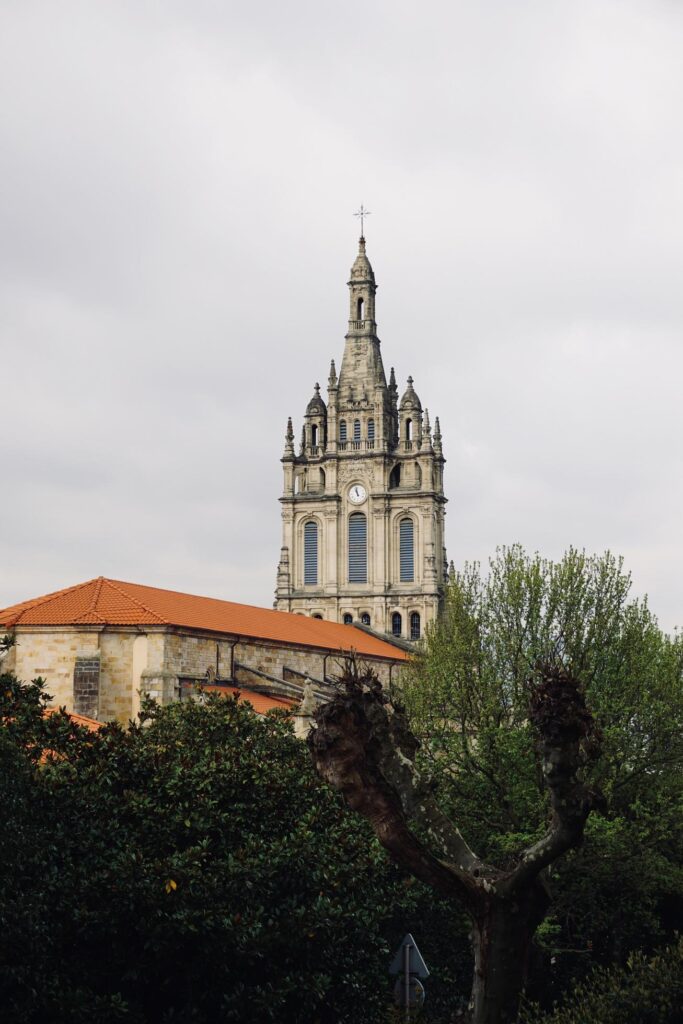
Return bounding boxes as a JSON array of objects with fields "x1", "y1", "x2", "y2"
[
  {"x1": 310, "y1": 660, "x2": 602, "y2": 1024},
  {"x1": 0, "y1": 653, "x2": 409, "y2": 1024},
  {"x1": 308, "y1": 547, "x2": 683, "y2": 1023}
]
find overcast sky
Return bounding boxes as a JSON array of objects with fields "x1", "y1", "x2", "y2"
[{"x1": 1, "y1": 0, "x2": 681, "y2": 633}]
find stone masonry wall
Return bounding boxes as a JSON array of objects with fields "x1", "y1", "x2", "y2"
[{"x1": 73, "y1": 655, "x2": 100, "y2": 718}]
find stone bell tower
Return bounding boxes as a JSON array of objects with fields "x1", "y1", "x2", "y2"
[{"x1": 275, "y1": 235, "x2": 447, "y2": 642}]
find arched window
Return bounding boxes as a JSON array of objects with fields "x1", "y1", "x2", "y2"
[
  {"x1": 343, "y1": 613, "x2": 353, "y2": 625},
  {"x1": 353, "y1": 419, "x2": 361, "y2": 442},
  {"x1": 303, "y1": 521, "x2": 318, "y2": 585},
  {"x1": 361, "y1": 612, "x2": 371, "y2": 626},
  {"x1": 357, "y1": 296, "x2": 364, "y2": 319},
  {"x1": 391, "y1": 612, "x2": 402, "y2": 637},
  {"x1": 311, "y1": 423, "x2": 318, "y2": 447},
  {"x1": 406, "y1": 418, "x2": 413, "y2": 441},
  {"x1": 348, "y1": 512, "x2": 367, "y2": 583},
  {"x1": 389, "y1": 464, "x2": 401, "y2": 489},
  {"x1": 399, "y1": 518, "x2": 414, "y2": 582},
  {"x1": 312, "y1": 613, "x2": 323, "y2": 619},
  {"x1": 368, "y1": 419, "x2": 375, "y2": 443},
  {"x1": 410, "y1": 612, "x2": 421, "y2": 641},
  {"x1": 339, "y1": 420, "x2": 347, "y2": 443}
]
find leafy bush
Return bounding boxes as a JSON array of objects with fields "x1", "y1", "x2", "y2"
[
  {"x1": 520, "y1": 938, "x2": 683, "y2": 1023},
  {"x1": 0, "y1": 668, "x2": 414, "y2": 1023}
]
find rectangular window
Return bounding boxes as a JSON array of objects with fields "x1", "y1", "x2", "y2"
[
  {"x1": 304, "y1": 521, "x2": 318, "y2": 585},
  {"x1": 348, "y1": 513, "x2": 367, "y2": 583},
  {"x1": 399, "y1": 518, "x2": 414, "y2": 582}
]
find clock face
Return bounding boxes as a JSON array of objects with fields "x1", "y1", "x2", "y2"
[{"x1": 348, "y1": 484, "x2": 367, "y2": 505}]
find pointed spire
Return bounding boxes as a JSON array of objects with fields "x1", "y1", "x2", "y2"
[
  {"x1": 449, "y1": 559, "x2": 456, "y2": 582},
  {"x1": 389, "y1": 366, "x2": 397, "y2": 391},
  {"x1": 328, "y1": 359, "x2": 337, "y2": 388},
  {"x1": 423, "y1": 408, "x2": 433, "y2": 451},
  {"x1": 433, "y1": 416, "x2": 442, "y2": 454},
  {"x1": 283, "y1": 416, "x2": 294, "y2": 456},
  {"x1": 299, "y1": 425, "x2": 305, "y2": 456}
]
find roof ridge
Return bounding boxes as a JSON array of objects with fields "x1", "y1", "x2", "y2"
[
  {"x1": 1, "y1": 577, "x2": 103, "y2": 628},
  {"x1": 102, "y1": 578, "x2": 168, "y2": 624}
]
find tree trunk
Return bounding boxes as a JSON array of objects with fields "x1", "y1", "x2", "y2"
[{"x1": 467, "y1": 886, "x2": 548, "y2": 1024}]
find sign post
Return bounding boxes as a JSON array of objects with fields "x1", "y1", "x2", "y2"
[{"x1": 389, "y1": 932, "x2": 429, "y2": 1020}]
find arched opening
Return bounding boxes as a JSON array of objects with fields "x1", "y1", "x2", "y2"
[
  {"x1": 294, "y1": 474, "x2": 303, "y2": 495},
  {"x1": 339, "y1": 420, "x2": 347, "y2": 443},
  {"x1": 405, "y1": 418, "x2": 413, "y2": 442},
  {"x1": 303, "y1": 521, "x2": 318, "y2": 585},
  {"x1": 318, "y1": 467, "x2": 326, "y2": 491},
  {"x1": 353, "y1": 419, "x2": 361, "y2": 442},
  {"x1": 400, "y1": 518, "x2": 414, "y2": 582},
  {"x1": 368, "y1": 419, "x2": 375, "y2": 444},
  {"x1": 312, "y1": 613, "x2": 323, "y2": 619},
  {"x1": 410, "y1": 612, "x2": 421, "y2": 641},
  {"x1": 389, "y1": 464, "x2": 401, "y2": 489},
  {"x1": 357, "y1": 296, "x2": 364, "y2": 320},
  {"x1": 360, "y1": 612, "x2": 371, "y2": 626},
  {"x1": 348, "y1": 512, "x2": 367, "y2": 583},
  {"x1": 311, "y1": 423, "x2": 318, "y2": 447},
  {"x1": 343, "y1": 613, "x2": 353, "y2": 625},
  {"x1": 391, "y1": 612, "x2": 402, "y2": 637}
]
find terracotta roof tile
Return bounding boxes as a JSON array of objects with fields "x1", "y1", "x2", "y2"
[
  {"x1": 0, "y1": 577, "x2": 409, "y2": 662},
  {"x1": 202, "y1": 685, "x2": 296, "y2": 716}
]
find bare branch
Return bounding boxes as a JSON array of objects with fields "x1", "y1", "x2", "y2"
[
  {"x1": 308, "y1": 665, "x2": 486, "y2": 906},
  {"x1": 501, "y1": 662, "x2": 602, "y2": 895}
]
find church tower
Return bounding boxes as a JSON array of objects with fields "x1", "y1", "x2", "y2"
[{"x1": 275, "y1": 236, "x2": 447, "y2": 642}]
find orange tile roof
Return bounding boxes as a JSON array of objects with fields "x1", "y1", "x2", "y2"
[
  {"x1": 201, "y1": 685, "x2": 296, "y2": 716},
  {"x1": 45, "y1": 707, "x2": 103, "y2": 732},
  {"x1": 0, "y1": 577, "x2": 409, "y2": 662}
]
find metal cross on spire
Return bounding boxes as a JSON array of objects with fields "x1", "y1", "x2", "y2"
[{"x1": 354, "y1": 204, "x2": 371, "y2": 237}]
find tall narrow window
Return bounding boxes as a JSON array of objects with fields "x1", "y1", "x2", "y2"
[
  {"x1": 339, "y1": 420, "x2": 347, "y2": 442},
  {"x1": 392, "y1": 612, "x2": 402, "y2": 637},
  {"x1": 357, "y1": 297, "x2": 364, "y2": 319},
  {"x1": 311, "y1": 424, "x2": 318, "y2": 447},
  {"x1": 368, "y1": 419, "x2": 375, "y2": 443},
  {"x1": 348, "y1": 513, "x2": 367, "y2": 583},
  {"x1": 410, "y1": 612, "x2": 421, "y2": 641},
  {"x1": 406, "y1": 418, "x2": 413, "y2": 441},
  {"x1": 353, "y1": 419, "x2": 361, "y2": 442},
  {"x1": 399, "y1": 518, "x2": 414, "y2": 582},
  {"x1": 304, "y1": 521, "x2": 318, "y2": 585}
]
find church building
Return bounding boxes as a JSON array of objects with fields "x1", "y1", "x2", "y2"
[{"x1": 275, "y1": 235, "x2": 448, "y2": 641}]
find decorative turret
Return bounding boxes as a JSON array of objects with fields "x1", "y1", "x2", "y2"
[
  {"x1": 303, "y1": 383, "x2": 327, "y2": 454},
  {"x1": 283, "y1": 416, "x2": 295, "y2": 457},
  {"x1": 328, "y1": 359, "x2": 337, "y2": 389},
  {"x1": 399, "y1": 376, "x2": 423, "y2": 448},
  {"x1": 347, "y1": 236, "x2": 377, "y2": 329},
  {"x1": 422, "y1": 408, "x2": 433, "y2": 452},
  {"x1": 433, "y1": 416, "x2": 443, "y2": 455}
]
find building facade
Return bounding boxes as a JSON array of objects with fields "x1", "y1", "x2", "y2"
[
  {"x1": 0, "y1": 577, "x2": 408, "y2": 725},
  {"x1": 275, "y1": 237, "x2": 447, "y2": 641}
]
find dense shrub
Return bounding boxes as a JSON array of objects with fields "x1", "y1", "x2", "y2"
[{"x1": 520, "y1": 938, "x2": 683, "y2": 1024}]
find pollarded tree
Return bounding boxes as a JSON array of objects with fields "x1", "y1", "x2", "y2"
[{"x1": 309, "y1": 659, "x2": 603, "y2": 1024}]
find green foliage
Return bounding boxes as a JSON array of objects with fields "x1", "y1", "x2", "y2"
[
  {"x1": 0, "y1": 670, "x2": 413, "y2": 1023},
  {"x1": 519, "y1": 938, "x2": 683, "y2": 1024},
  {"x1": 401, "y1": 547, "x2": 683, "y2": 1001}
]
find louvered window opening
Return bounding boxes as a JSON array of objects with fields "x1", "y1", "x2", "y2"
[
  {"x1": 353, "y1": 420, "x2": 361, "y2": 442},
  {"x1": 304, "y1": 521, "x2": 318, "y2": 585},
  {"x1": 368, "y1": 419, "x2": 375, "y2": 442},
  {"x1": 410, "y1": 612, "x2": 421, "y2": 641},
  {"x1": 392, "y1": 612, "x2": 402, "y2": 637},
  {"x1": 348, "y1": 513, "x2": 367, "y2": 583},
  {"x1": 399, "y1": 518, "x2": 414, "y2": 582},
  {"x1": 339, "y1": 421, "x2": 347, "y2": 442}
]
